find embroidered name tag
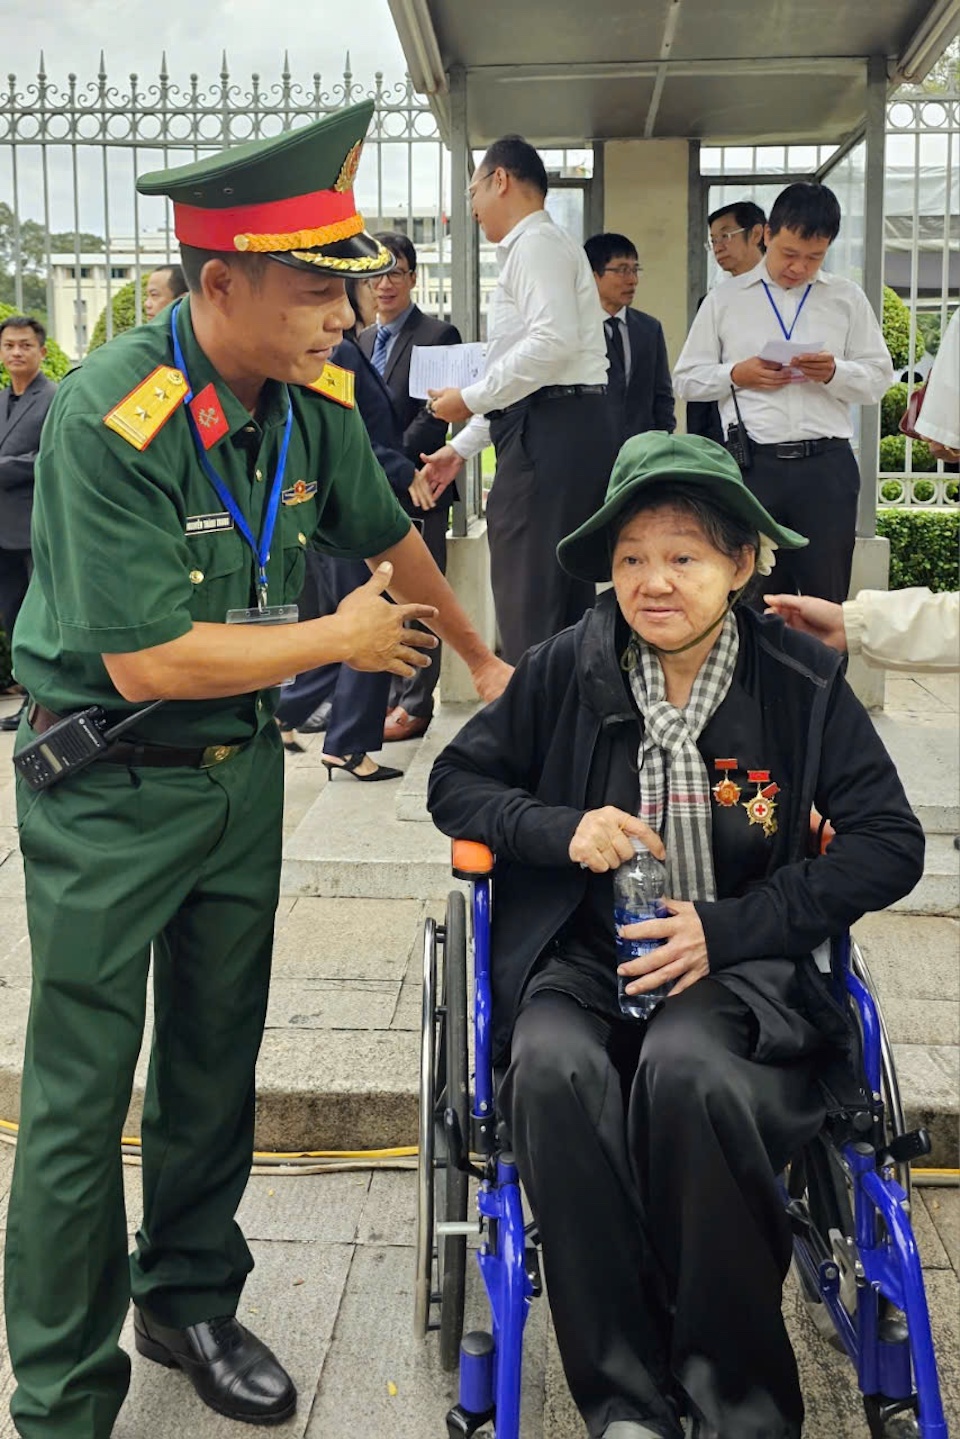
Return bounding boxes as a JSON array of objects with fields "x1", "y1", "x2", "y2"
[
  {"x1": 281, "y1": 479, "x2": 318, "y2": 506},
  {"x1": 185, "y1": 512, "x2": 235, "y2": 535}
]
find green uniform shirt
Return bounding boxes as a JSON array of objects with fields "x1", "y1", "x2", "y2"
[{"x1": 14, "y1": 302, "x2": 410, "y2": 745}]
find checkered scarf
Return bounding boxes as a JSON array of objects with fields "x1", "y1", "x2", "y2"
[{"x1": 626, "y1": 612, "x2": 740, "y2": 901}]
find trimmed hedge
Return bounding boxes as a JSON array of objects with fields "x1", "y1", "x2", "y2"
[
  {"x1": 876, "y1": 508, "x2": 959, "y2": 592},
  {"x1": 882, "y1": 285, "x2": 924, "y2": 371},
  {"x1": 0, "y1": 302, "x2": 71, "y2": 386},
  {"x1": 879, "y1": 433, "x2": 937, "y2": 474},
  {"x1": 880, "y1": 381, "x2": 923, "y2": 438},
  {"x1": 87, "y1": 277, "x2": 147, "y2": 352}
]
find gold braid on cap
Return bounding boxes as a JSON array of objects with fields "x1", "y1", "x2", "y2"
[
  {"x1": 234, "y1": 212, "x2": 366, "y2": 252},
  {"x1": 287, "y1": 241, "x2": 394, "y2": 272}
]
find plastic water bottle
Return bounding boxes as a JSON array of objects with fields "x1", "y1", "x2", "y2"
[{"x1": 613, "y1": 838, "x2": 671, "y2": 1021}]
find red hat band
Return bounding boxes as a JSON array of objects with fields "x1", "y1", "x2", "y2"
[{"x1": 173, "y1": 187, "x2": 363, "y2": 253}]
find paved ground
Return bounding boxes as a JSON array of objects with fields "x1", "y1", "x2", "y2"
[
  {"x1": 0, "y1": 1144, "x2": 957, "y2": 1439},
  {"x1": 0, "y1": 668, "x2": 957, "y2": 1435}
]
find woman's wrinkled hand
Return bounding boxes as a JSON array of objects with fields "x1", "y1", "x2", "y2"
[
  {"x1": 617, "y1": 897, "x2": 709, "y2": 997},
  {"x1": 568, "y1": 807, "x2": 665, "y2": 874}
]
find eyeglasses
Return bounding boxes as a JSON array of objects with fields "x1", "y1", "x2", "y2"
[
  {"x1": 705, "y1": 228, "x2": 746, "y2": 251},
  {"x1": 602, "y1": 264, "x2": 642, "y2": 278},
  {"x1": 465, "y1": 170, "x2": 496, "y2": 201},
  {"x1": 371, "y1": 266, "x2": 412, "y2": 285}
]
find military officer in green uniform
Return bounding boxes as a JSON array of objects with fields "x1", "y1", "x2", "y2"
[{"x1": 3, "y1": 102, "x2": 508, "y2": 1439}]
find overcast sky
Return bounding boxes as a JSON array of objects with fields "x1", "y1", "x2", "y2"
[{"x1": 3, "y1": 0, "x2": 407, "y2": 88}]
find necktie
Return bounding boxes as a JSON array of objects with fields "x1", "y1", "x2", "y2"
[
  {"x1": 372, "y1": 326, "x2": 390, "y2": 376},
  {"x1": 605, "y1": 317, "x2": 626, "y2": 407}
]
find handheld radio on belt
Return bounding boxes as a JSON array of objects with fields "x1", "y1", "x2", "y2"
[{"x1": 14, "y1": 701, "x2": 165, "y2": 792}]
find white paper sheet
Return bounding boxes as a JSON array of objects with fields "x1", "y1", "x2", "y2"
[
  {"x1": 758, "y1": 337, "x2": 827, "y2": 383},
  {"x1": 408, "y1": 342, "x2": 487, "y2": 399}
]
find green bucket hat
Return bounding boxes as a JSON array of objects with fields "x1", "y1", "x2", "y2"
[
  {"x1": 558, "y1": 431, "x2": 808, "y2": 582},
  {"x1": 137, "y1": 101, "x2": 394, "y2": 278}
]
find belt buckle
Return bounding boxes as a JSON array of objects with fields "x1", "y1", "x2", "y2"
[
  {"x1": 200, "y1": 743, "x2": 237, "y2": 768},
  {"x1": 778, "y1": 442, "x2": 806, "y2": 460}
]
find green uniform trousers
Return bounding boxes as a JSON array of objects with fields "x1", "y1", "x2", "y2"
[{"x1": 4, "y1": 724, "x2": 284, "y2": 1439}]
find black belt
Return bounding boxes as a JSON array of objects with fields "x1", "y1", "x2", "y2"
[
  {"x1": 26, "y1": 702, "x2": 247, "y2": 770},
  {"x1": 748, "y1": 438, "x2": 851, "y2": 461},
  {"x1": 487, "y1": 383, "x2": 607, "y2": 421}
]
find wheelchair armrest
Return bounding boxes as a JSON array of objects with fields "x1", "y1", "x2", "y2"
[{"x1": 451, "y1": 840, "x2": 495, "y2": 881}]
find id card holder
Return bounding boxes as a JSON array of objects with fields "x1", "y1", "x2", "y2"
[{"x1": 226, "y1": 603, "x2": 299, "y2": 687}]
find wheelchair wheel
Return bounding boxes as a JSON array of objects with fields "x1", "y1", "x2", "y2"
[{"x1": 413, "y1": 893, "x2": 469, "y2": 1370}]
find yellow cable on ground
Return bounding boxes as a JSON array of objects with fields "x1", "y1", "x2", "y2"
[{"x1": 1, "y1": 1117, "x2": 958, "y2": 1182}]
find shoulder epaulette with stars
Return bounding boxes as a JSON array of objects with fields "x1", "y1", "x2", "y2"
[
  {"x1": 304, "y1": 362, "x2": 355, "y2": 409},
  {"x1": 103, "y1": 366, "x2": 189, "y2": 450}
]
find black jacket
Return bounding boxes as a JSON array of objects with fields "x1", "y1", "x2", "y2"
[
  {"x1": 605, "y1": 307, "x2": 675, "y2": 449},
  {"x1": 330, "y1": 336, "x2": 414, "y2": 500},
  {"x1": 0, "y1": 373, "x2": 57, "y2": 551},
  {"x1": 357, "y1": 303, "x2": 461, "y2": 464},
  {"x1": 428, "y1": 594, "x2": 925, "y2": 1059}
]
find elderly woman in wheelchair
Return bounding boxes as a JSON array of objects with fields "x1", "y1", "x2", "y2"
[{"x1": 427, "y1": 434, "x2": 926, "y2": 1439}]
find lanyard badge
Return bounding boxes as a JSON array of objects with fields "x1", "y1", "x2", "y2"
[
  {"x1": 760, "y1": 280, "x2": 812, "y2": 342},
  {"x1": 170, "y1": 301, "x2": 293, "y2": 610}
]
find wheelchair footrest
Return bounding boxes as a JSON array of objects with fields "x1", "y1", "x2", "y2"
[{"x1": 446, "y1": 1403, "x2": 496, "y2": 1438}]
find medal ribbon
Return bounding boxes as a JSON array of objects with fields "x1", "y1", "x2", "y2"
[
  {"x1": 760, "y1": 280, "x2": 812, "y2": 341},
  {"x1": 170, "y1": 301, "x2": 293, "y2": 607}
]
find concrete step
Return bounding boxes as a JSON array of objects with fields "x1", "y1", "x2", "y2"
[
  {"x1": 891, "y1": 832, "x2": 959, "y2": 916},
  {"x1": 873, "y1": 714, "x2": 960, "y2": 834}
]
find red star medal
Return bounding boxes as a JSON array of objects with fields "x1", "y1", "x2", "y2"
[
  {"x1": 742, "y1": 770, "x2": 780, "y2": 837},
  {"x1": 712, "y1": 758, "x2": 741, "y2": 807},
  {"x1": 189, "y1": 383, "x2": 229, "y2": 450}
]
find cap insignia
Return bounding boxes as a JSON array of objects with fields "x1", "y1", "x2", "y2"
[{"x1": 334, "y1": 140, "x2": 364, "y2": 194}]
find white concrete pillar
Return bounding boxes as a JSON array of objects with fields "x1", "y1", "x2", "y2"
[{"x1": 438, "y1": 518, "x2": 497, "y2": 703}]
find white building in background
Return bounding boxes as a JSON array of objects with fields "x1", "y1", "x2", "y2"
[{"x1": 48, "y1": 233, "x2": 175, "y2": 360}]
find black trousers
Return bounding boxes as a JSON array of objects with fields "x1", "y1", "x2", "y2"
[
  {"x1": 741, "y1": 444, "x2": 860, "y2": 604},
  {"x1": 389, "y1": 504, "x2": 447, "y2": 719},
  {"x1": 487, "y1": 392, "x2": 617, "y2": 665},
  {"x1": 499, "y1": 981, "x2": 826, "y2": 1439},
  {"x1": 0, "y1": 545, "x2": 32, "y2": 640}
]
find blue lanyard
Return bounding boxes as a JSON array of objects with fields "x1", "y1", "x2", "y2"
[
  {"x1": 760, "y1": 280, "x2": 812, "y2": 341},
  {"x1": 170, "y1": 301, "x2": 293, "y2": 607}
]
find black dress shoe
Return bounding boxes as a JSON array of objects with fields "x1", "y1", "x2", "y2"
[
  {"x1": 0, "y1": 699, "x2": 26, "y2": 732},
  {"x1": 134, "y1": 1307, "x2": 296, "y2": 1425}
]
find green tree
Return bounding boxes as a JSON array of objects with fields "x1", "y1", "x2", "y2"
[
  {"x1": 87, "y1": 276, "x2": 149, "y2": 351},
  {"x1": 882, "y1": 285, "x2": 925, "y2": 371},
  {"x1": 0, "y1": 301, "x2": 71, "y2": 387}
]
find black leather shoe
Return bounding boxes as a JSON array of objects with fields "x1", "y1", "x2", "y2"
[
  {"x1": 134, "y1": 1308, "x2": 296, "y2": 1425},
  {"x1": 0, "y1": 699, "x2": 26, "y2": 732}
]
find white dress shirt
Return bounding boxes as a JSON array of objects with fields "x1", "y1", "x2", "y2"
[
  {"x1": 452, "y1": 209, "x2": 608, "y2": 460},
  {"x1": 672, "y1": 259, "x2": 893, "y2": 443},
  {"x1": 917, "y1": 306, "x2": 959, "y2": 450}
]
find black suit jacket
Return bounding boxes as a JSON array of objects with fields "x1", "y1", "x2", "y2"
[
  {"x1": 358, "y1": 304, "x2": 461, "y2": 464},
  {"x1": 329, "y1": 335, "x2": 415, "y2": 500},
  {"x1": 605, "y1": 308, "x2": 675, "y2": 449},
  {"x1": 0, "y1": 372, "x2": 56, "y2": 551}
]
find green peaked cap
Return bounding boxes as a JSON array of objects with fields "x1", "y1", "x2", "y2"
[
  {"x1": 137, "y1": 100, "x2": 394, "y2": 277},
  {"x1": 558, "y1": 431, "x2": 808, "y2": 582}
]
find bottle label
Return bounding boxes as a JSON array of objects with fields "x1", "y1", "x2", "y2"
[{"x1": 613, "y1": 903, "x2": 667, "y2": 962}]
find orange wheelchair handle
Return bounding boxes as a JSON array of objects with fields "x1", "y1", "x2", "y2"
[{"x1": 451, "y1": 839, "x2": 495, "y2": 880}]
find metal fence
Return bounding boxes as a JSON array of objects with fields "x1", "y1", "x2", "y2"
[{"x1": 0, "y1": 57, "x2": 452, "y2": 356}]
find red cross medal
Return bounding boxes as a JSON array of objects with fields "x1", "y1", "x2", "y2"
[
  {"x1": 743, "y1": 770, "x2": 780, "y2": 837},
  {"x1": 189, "y1": 383, "x2": 229, "y2": 449},
  {"x1": 712, "y1": 758, "x2": 741, "y2": 807}
]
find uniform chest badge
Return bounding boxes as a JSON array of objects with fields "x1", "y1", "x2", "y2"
[
  {"x1": 742, "y1": 770, "x2": 780, "y2": 837},
  {"x1": 188, "y1": 383, "x2": 229, "y2": 449},
  {"x1": 712, "y1": 758, "x2": 741, "y2": 807},
  {"x1": 282, "y1": 478, "x2": 318, "y2": 506}
]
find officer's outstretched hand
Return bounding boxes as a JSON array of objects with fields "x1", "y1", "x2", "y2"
[{"x1": 337, "y1": 563, "x2": 439, "y2": 677}]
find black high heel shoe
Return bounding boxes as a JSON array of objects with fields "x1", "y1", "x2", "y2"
[{"x1": 321, "y1": 751, "x2": 403, "y2": 782}]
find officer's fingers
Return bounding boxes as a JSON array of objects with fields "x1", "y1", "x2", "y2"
[
  {"x1": 397, "y1": 603, "x2": 439, "y2": 627},
  {"x1": 364, "y1": 561, "x2": 393, "y2": 595},
  {"x1": 398, "y1": 625, "x2": 439, "y2": 650},
  {"x1": 394, "y1": 644, "x2": 432, "y2": 670}
]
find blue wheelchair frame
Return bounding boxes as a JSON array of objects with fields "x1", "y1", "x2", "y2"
[{"x1": 427, "y1": 851, "x2": 948, "y2": 1439}]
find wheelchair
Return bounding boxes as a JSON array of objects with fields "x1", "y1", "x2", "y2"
[{"x1": 414, "y1": 840, "x2": 949, "y2": 1439}]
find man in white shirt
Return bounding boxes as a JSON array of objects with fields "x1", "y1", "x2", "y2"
[
  {"x1": 674, "y1": 183, "x2": 893, "y2": 603},
  {"x1": 421, "y1": 134, "x2": 615, "y2": 663}
]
